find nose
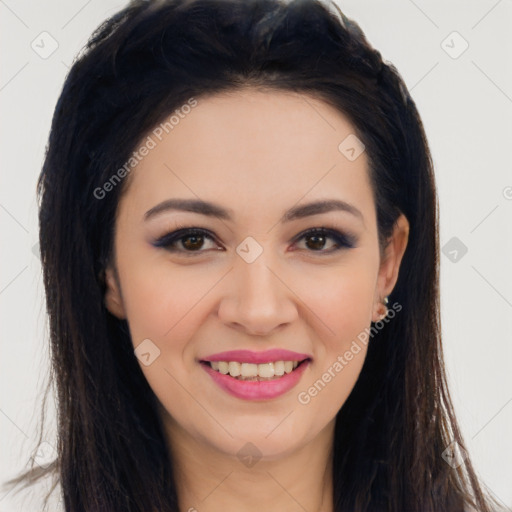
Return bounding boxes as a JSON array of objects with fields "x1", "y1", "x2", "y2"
[{"x1": 217, "y1": 249, "x2": 298, "y2": 336}]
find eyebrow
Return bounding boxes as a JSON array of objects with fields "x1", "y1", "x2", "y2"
[{"x1": 144, "y1": 198, "x2": 364, "y2": 224}]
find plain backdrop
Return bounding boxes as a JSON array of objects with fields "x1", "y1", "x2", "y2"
[{"x1": 1, "y1": 1, "x2": 511, "y2": 510}]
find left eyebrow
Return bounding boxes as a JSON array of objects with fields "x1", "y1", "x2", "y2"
[
  {"x1": 281, "y1": 199, "x2": 364, "y2": 224},
  {"x1": 144, "y1": 198, "x2": 233, "y2": 221},
  {"x1": 144, "y1": 198, "x2": 364, "y2": 225}
]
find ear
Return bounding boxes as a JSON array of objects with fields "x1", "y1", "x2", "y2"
[
  {"x1": 372, "y1": 214, "x2": 409, "y2": 322},
  {"x1": 104, "y1": 264, "x2": 127, "y2": 319}
]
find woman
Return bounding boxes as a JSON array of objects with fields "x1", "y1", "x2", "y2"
[{"x1": 3, "y1": 0, "x2": 499, "y2": 510}]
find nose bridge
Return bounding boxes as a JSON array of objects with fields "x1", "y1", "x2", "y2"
[
  {"x1": 237, "y1": 248, "x2": 279, "y2": 299},
  {"x1": 219, "y1": 236, "x2": 297, "y2": 334},
  {"x1": 234, "y1": 233, "x2": 275, "y2": 281}
]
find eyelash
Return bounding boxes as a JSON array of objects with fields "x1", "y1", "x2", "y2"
[{"x1": 152, "y1": 225, "x2": 357, "y2": 256}]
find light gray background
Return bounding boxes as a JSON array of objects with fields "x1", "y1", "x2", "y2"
[{"x1": 1, "y1": 1, "x2": 511, "y2": 510}]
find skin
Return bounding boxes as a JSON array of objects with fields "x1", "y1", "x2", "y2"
[{"x1": 104, "y1": 88, "x2": 409, "y2": 512}]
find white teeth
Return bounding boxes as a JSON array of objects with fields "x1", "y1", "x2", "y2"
[
  {"x1": 218, "y1": 361, "x2": 229, "y2": 375},
  {"x1": 207, "y1": 359, "x2": 305, "y2": 379},
  {"x1": 274, "y1": 361, "x2": 285, "y2": 376},
  {"x1": 258, "y1": 362, "x2": 275, "y2": 378},
  {"x1": 228, "y1": 361, "x2": 241, "y2": 377},
  {"x1": 241, "y1": 363, "x2": 258, "y2": 377}
]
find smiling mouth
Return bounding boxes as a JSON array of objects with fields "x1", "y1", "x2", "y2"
[{"x1": 200, "y1": 359, "x2": 310, "y2": 381}]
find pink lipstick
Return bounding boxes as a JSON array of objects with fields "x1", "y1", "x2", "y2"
[
  {"x1": 199, "y1": 349, "x2": 311, "y2": 401},
  {"x1": 201, "y1": 349, "x2": 311, "y2": 364}
]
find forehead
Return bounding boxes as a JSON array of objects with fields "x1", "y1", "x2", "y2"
[{"x1": 119, "y1": 88, "x2": 374, "y2": 224}]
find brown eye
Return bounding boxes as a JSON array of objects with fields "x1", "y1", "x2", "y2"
[
  {"x1": 181, "y1": 233, "x2": 206, "y2": 251},
  {"x1": 153, "y1": 228, "x2": 219, "y2": 253},
  {"x1": 294, "y1": 227, "x2": 356, "y2": 253},
  {"x1": 304, "y1": 233, "x2": 329, "y2": 251}
]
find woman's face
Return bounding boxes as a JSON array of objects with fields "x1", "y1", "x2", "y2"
[{"x1": 104, "y1": 89, "x2": 408, "y2": 460}]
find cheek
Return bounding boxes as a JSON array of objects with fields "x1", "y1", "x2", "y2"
[
  {"x1": 117, "y1": 255, "x2": 217, "y2": 346},
  {"x1": 293, "y1": 273, "x2": 375, "y2": 424},
  {"x1": 116, "y1": 260, "x2": 211, "y2": 419},
  {"x1": 292, "y1": 258, "x2": 376, "y2": 415},
  {"x1": 297, "y1": 341, "x2": 368, "y2": 426},
  {"x1": 295, "y1": 260, "x2": 377, "y2": 343}
]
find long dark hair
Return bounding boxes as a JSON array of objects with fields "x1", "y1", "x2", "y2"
[{"x1": 3, "y1": 0, "x2": 498, "y2": 510}]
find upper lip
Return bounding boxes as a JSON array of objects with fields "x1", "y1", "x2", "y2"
[{"x1": 200, "y1": 349, "x2": 312, "y2": 364}]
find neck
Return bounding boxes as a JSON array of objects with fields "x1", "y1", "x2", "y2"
[{"x1": 163, "y1": 416, "x2": 335, "y2": 512}]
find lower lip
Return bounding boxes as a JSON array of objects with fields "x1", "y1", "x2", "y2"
[{"x1": 200, "y1": 360, "x2": 310, "y2": 401}]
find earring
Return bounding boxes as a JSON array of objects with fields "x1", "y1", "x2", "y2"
[{"x1": 375, "y1": 296, "x2": 389, "y2": 321}]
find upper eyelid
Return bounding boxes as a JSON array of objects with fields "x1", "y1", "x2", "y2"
[
  {"x1": 152, "y1": 227, "x2": 215, "y2": 247},
  {"x1": 292, "y1": 227, "x2": 357, "y2": 249}
]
